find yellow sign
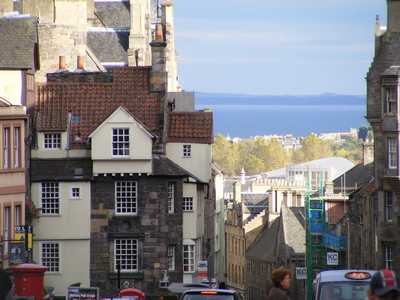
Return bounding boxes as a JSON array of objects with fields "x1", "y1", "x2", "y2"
[{"x1": 14, "y1": 226, "x2": 33, "y2": 250}]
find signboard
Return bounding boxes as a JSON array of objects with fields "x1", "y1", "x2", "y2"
[
  {"x1": 327, "y1": 252, "x2": 339, "y2": 266},
  {"x1": 67, "y1": 287, "x2": 99, "y2": 300},
  {"x1": 9, "y1": 242, "x2": 26, "y2": 264},
  {"x1": 15, "y1": 226, "x2": 33, "y2": 250},
  {"x1": 296, "y1": 267, "x2": 307, "y2": 280}
]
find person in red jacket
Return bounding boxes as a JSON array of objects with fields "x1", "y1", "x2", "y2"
[
  {"x1": 267, "y1": 267, "x2": 292, "y2": 300},
  {"x1": 368, "y1": 270, "x2": 400, "y2": 300}
]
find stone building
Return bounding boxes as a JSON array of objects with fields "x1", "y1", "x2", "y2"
[
  {"x1": 0, "y1": 15, "x2": 38, "y2": 268},
  {"x1": 246, "y1": 205, "x2": 306, "y2": 300}
]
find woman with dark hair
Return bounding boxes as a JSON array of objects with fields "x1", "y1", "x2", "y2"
[{"x1": 267, "y1": 267, "x2": 291, "y2": 300}]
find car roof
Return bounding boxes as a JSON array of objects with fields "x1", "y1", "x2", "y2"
[
  {"x1": 183, "y1": 289, "x2": 237, "y2": 295},
  {"x1": 317, "y1": 270, "x2": 377, "y2": 282}
]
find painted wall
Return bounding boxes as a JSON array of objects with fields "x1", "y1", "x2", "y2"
[
  {"x1": 33, "y1": 240, "x2": 90, "y2": 296},
  {"x1": 166, "y1": 143, "x2": 211, "y2": 182},
  {"x1": 0, "y1": 71, "x2": 23, "y2": 105},
  {"x1": 93, "y1": 160, "x2": 152, "y2": 174},
  {"x1": 183, "y1": 183, "x2": 198, "y2": 240}
]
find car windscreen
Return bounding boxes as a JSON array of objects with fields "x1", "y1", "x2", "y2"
[
  {"x1": 182, "y1": 294, "x2": 235, "y2": 300},
  {"x1": 318, "y1": 281, "x2": 369, "y2": 300}
]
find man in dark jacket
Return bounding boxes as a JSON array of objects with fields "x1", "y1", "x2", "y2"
[
  {"x1": 0, "y1": 269, "x2": 12, "y2": 300},
  {"x1": 267, "y1": 267, "x2": 291, "y2": 300},
  {"x1": 368, "y1": 269, "x2": 400, "y2": 300}
]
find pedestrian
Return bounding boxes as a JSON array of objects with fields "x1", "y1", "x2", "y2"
[
  {"x1": 368, "y1": 269, "x2": 400, "y2": 300},
  {"x1": 267, "y1": 267, "x2": 291, "y2": 300},
  {"x1": 0, "y1": 269, "x2": 12, "y2": 300}
]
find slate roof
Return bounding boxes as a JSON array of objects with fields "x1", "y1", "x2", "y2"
[
  {"x1": 333, "y1": 162, "x2": 374, "y2": 193},
  {"x1": 282, "y1": 205, "x2": 306, "y2": 255},
  {"x1": 87, "y1": 31, "x2": 129, "y2": 63},
  {"x1": 35, "y1": 67, "x2": 160, "y2": 148},
  {"x1": 153, "y1": 155, "x2": 197, "y2": 178},
  {"x1": 168, "y1": 112, "x2": 213, "y2": 144},
  {"x1": 0, "y1": 16, "x2": 38, "y2": 69},
  {"x1": 94, "y1": 1, "x2": 130, "y2": 28},
  {"x1": 30, "y1": 158, "x2": 92, "y2": 181}
]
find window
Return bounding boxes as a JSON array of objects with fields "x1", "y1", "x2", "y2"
[
  {"x1": 388, "y1": 138, "x2": 397, "y2": 169},
  {"x1": 183, "y1": 244, "x2": 195, "y2": 273},
  {"x1": 41, "y1": 182, "x2": 60, "y2": 215},
  {"x1": 183, "y1": 144, "x2": 191, "y2": 158},
  {"x1": 183, "y1": 197, "x2": 193, "y2": 211},
  {"x1": 2, "y1": 127, "x2": 10, "y2": 168},
  {"x1": 168, "y1": 245, "x2": 175, "y2": 271},
  {"x1": 384, "y1": 87, "x2": 398, "y2": 115},
  {"x1": 13, "y1": 127, "x2": 21, "y2": 168},
  {"x1": 114, "y1": 239, "x2": 138, "y2": 272},
  {"x1": 384, "y1": 191, "x2": 394, "y2": 222},
  {"x1": 112, "y1": 128, "x2": 130, "y2": 156},
  {"x1": 115, "y1": 181, "x2": 137, "y2": 215},
  {"x1": 168, "y1": 183, "x2": 175, "y2": 214},
  {"x1": 41, "y1": 242, "x2": 60, "y2": 272},
  {"x1": 15, "y1": 205, "x2": 22, "y2": 227},
  {"x1": 3, "y1": 207, "x2": 11, "y2": 240},
  {"x1": 44, "y1": 133, "x2": 61, "y2": 149},
  {"x1": 70, "y1": 187, "x2": 80, "y2": 199},
  {"x1": 383, "y1": 243, "x2": 394, "y2": 270}
]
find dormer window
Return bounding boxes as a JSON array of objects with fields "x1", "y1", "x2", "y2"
[
  {"x1": 112, "y1": 128, "x2": 130, "y2": 156},
  {"x1": 183, "y1": 144, "x2": 191, "y2": 158},
  {"x1": 44, "y1": 133, "x2": 61, "y2": 149},
  {"x1": 384, "y1": 86, "x2": 398, "y2": 115}
]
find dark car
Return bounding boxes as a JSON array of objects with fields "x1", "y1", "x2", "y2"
[{"x1": 180, "y1": 289, "x2": 242, "y2": 300}]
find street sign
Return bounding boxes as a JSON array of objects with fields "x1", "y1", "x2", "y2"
[
  {"x1": 296, "y1": 267, "x2": 307, "y2": 280},
  {"x1": 14, "y1": 226, "x2": 33, "y2": 250},
  {"x1": 67, "y1": 287, "x2": 99, "y2": 300},
  {"x1": 326, "y1": 252, "x2": 339, "y2": 266}
]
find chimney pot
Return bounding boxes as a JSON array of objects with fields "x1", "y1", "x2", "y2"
[
  {"x1": 154, "y1": 23, "x2": 164, "y2": 42},
  {"x1": 59, "y1": 56, "x2": 66, "y2": 70},
  {"x1": 77, "y1": 56, "x2": 85, "y2": 70}
]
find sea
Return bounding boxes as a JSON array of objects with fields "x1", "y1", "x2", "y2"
[{"x1": 195, "y1": 104, "x2": 366, "y2": 137}]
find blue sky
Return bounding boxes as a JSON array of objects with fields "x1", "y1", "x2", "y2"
[{"x1": 174, "y1": 0, "x2": 386, "y2": 95}]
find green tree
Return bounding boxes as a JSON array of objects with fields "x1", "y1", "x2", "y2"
[
  {"x1": 212, "y1": 134, "x2": 237, "y2": 176},
  {"x1": 293, "y1": 134, "x2": 333, "y2": 162}
]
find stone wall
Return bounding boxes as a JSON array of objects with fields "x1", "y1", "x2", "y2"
[{"x1": 91, "y1": 175, "x2": 183, "y2": 297}]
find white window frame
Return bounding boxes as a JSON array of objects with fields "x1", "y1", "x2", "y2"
[
  {"x1": 183, "y1": 144, "x2": 191, "y2": 158},
  {"x1": 384, "y1": 243, "x2": 393, "y2": 270},
  {"x1": 168, "y1": 183, "x2": 175, "y2": 214},
  {"x1": 183, "y1": 197, "x2": 193, "y2": 212},
  {"x1": 40, "y1": 182, "x2": 60, "y2": 215},
  {"x1": 168, "y1": 245, "x2": 175, "y2": 271},
  {"x1": 384, "y1": 86, "x2": 398, "y2": 115},
  {"x1": 388, "y1": 138, "x2": 397, "y2": 169},
  {"x1": 114, "y1": 239, "x2": 138, "y2": 272},
  {"x1": 14, "y1": 204, "x2": 22, "y2": 227},
  {"x1": 115, "y1": 181, "x2": 138, "y2": 215},
  {"x1": 13, "y1": 127, "x2": 20, "y2": 168},
  {"x1": 70, "y1": 187, "x2": 81, "y2": 200},
  {"x1": 112, "y1": 128, "x2": 130, "y2": 157},
  {"x1": 183, "y1": 244, "x2": 195, "y2": 273},
  {"x1": 43, "y1": 133, "x2": 61, "y2": 150},
  {"x1": 40, "y1": 242, "x2": 60, "y2": 273},
  {"x1": 384, "y1": 191, "x2": 393, "y2": 222},
  {"x1": 3, "y1": 127, "x2": 10, "y2": 168}
]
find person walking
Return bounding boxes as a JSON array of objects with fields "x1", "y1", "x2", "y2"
[
  {"x1": 267, "y1": 267, "x2": 291, "y2": 300},
  {"x1": 368, "y1": 269, "x2": 400, "y2": 300}
]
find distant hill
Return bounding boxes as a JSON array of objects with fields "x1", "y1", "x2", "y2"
[{"x1": 195, "y1": 92, "x2": 365, "y2": 106}]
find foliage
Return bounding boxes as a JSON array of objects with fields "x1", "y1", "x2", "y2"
[{"x1": 212, "y1": 133, "x2": 364, "y2": 176}]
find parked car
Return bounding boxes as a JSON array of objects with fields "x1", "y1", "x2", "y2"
[
  {"x1": 314, "y1": 270, "x2": 377, "y2": 300},
  {"x1": 180, "y1": 289, "x2": 242, "y2": 300}
]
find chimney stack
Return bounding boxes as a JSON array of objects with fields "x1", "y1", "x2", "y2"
[
  {"x1": 77, "y1": 56, "x2": 85, "y2": 70},
  {"x1": 59, "y1": 56, "x2": 66, "y2": 70},
  {"x1": 149, "y1": 23, "x2": 167, "y2": 92}
]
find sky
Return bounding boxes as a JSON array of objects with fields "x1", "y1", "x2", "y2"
[{"x1": 174, "y1": 0, "x2": 386, "y2": 95}]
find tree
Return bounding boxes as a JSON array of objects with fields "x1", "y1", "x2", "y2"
[
  {"x1": 212, "y1": 134, "x2": 237, "y2": 176},
  {"x1": 294, "y1": 134, "x2": 333, "y2": 162}
]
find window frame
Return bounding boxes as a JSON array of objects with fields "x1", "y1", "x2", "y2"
[
  {"x1": 114, "y1": 239, "x2": 138, "y2": 273},
  {"x1": 70, "y1": 187, "x2": 81, "y2": 200},
  {"x1": 384, "y1": 191, "x2": 394, "y2": 222},
  {"x1": 384, "y1": 86, "x2": 398, "y2": 115},
  {"x1": 183, "y1": 244, "x2": 195, "y2": 273},
  {"x1": 3, "y1": 127, "x2": 10, "y2": 169},
  {"x1": 40, "y1": 182, "x2": 60, "y2": 216},
  {"x1": 168, "y1": 183, "x2": 175, "y2": 214},
  {"x1": 40, "y1": 242, "x2": 61, "y2": 273},
  {"x1": 43, "y1": 133, "x2": 61, "y2": 150},
  {"x1": 383, "y1": 243, "x2": 393, "y2": 270},
  {"x1": 168, "y1": 245, "x2": 176, "y2": 271},
  {"x1": 387, "y1": 137, "x2": 398, "y2": 169},
  {"x1": 112, "y1": 128, "x2": 130, "y2": 157},
  {"x1": 183, "y1": 197, "x2": 194, "y2": 212},
  {"x1": 183, "y1": 144, "x2": 192, "y2": 158},
  {"x1": 14, "y1": 204, "x2": 22, "y2": 227},
  {"x1": 13, "y1": 127, "x2": 21, "y2": 168},
  {"x1": 115, "y1": 181, "x2": 138, "y2": 216}
]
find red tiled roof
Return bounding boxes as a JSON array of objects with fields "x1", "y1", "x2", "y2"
[
  {"x1": 34, "y1": 67, "x2": 161, "y2": 148},
  {"x1": 167, "y1": 111, "x2": 213, "y2": 144}
]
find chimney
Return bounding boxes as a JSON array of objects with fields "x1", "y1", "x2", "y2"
[
  {"x1": 59, "y1": 56, "x2": 66, "y2": 70},
  {"x1": 149, "y1": 23, "x2": 167, "y2": 92},
  {"x1": 233, "y1": 181, "x2": 241, "y2": 204},
  {"x1": 77, "y1": 56, "x2": 85, "y2": 71},
  {"x1": 362, "y1": 142, "x2": 373, "y2": 165},
  {"x1": 387, "y1": 0, "x2": 400, "y2": 32}
]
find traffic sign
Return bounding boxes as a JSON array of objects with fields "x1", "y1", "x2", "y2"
[{"x1": 326, "y1": 252, "x2": 339, "y2": 266}]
